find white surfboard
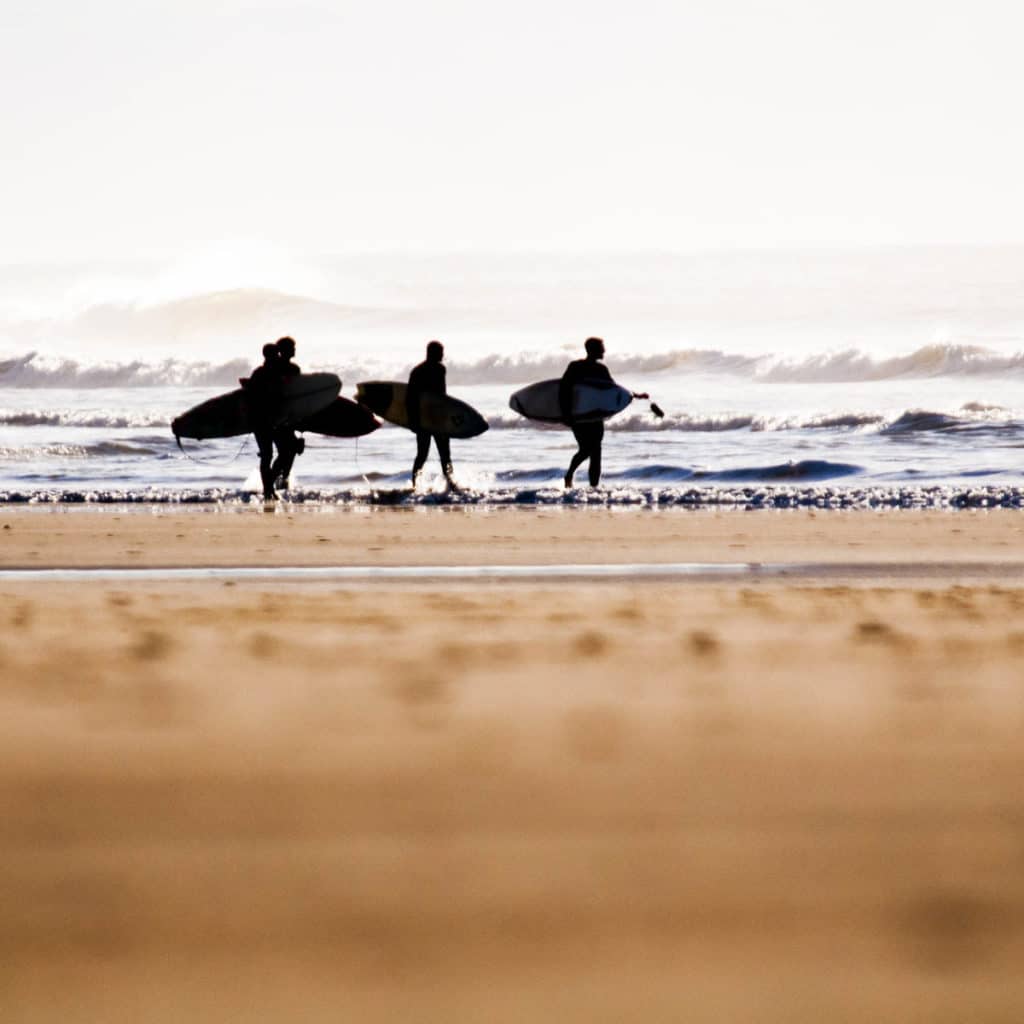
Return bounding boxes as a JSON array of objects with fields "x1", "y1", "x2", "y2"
[{"x1": 509, "y1": 379, "x2": 633, "y2": 424}]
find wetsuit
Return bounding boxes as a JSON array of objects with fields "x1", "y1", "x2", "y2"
[
  {"x1": 407, "y1": 358, "x2": 453, "y2": 484},
  {"x1": 271, "y1": 357, "x2": 303, "y2": 489},
  {"x1": 244, "y1": 357, "x2": 302, "y2": 498},
  {"x1": 559, "y1": 357, "x2": 613, "y2": 487},
  {"x1": 244, "y1": 359, "x2": 283, "y2": 499}
]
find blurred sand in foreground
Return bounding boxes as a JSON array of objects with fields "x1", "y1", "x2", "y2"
[{"x1": 1, "y1": 507, "x2": 1023, "y2": 1021}]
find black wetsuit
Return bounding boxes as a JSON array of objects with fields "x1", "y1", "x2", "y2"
[
  {"x1": 559, "y1": 357, "x2": 612, "y2": 487},
  {"x1": 245, "y1": 357, "x2": 302, "y2": 498},
  {"x1": 407, "y1": 359, "x2": 453, "y2": 484},
  {"x1": 270, "y1": 358, "x2": 302, "y2": 490}
]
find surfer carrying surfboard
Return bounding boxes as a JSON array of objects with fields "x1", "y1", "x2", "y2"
[
  {"x1": 407, "y1": 341, "x2": 456, "y2": 489},
  {"x1": 243, "y1": 337, "x2": 306, "y2": 500},
  {"x1": 560, "y1": 337, "x2": 649, "y2": 488},
  {"x1": 270, "y1": 337, "x2": 305, "y2": 492}
]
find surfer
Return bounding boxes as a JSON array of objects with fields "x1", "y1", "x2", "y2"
[
  {"x1": 407, "y1": 340, "x2": 456, "y2": 488},
  {"x1": 243, "y1": 337, "x2": 305, "y2": 501},
  {"x1": 560, "y1": 337, "x2": 648, "y2": 488},
  {"x1": 269, "y1": 336, "x2": 304, "y2": 492}
]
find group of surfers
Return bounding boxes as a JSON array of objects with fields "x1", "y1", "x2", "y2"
[{"x1": 242, "y1": 335, "x2": 649, "y2": 501}]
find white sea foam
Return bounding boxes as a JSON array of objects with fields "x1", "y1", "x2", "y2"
[
  {"x1": 3, "y1": 342, "x2": 1024, "y2": 390},
  {"x1": 0, "y1": 409, "x2": 170, "y2": 428}
]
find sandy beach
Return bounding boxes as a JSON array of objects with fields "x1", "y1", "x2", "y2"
[{"x1": 2, "y1": 505, "x2": 1024, "y2": 1021}]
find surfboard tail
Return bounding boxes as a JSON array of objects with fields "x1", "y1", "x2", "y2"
[{"x1": 354, "y1": 381, "x2": 395, "y2": 416}]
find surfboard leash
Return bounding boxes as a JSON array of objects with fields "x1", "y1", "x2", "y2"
[
  {"x1": 174, "y1": 433, "x2": 251, "y2": 466},
  {"x1": 353, "y1": 435, "x2": 374, "y2": 487}
]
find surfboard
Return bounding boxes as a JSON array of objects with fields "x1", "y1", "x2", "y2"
[
  {"x1": 172, "y1": 372, "x2": 341, "y2": 440},
  {"x1": 509, "y1": 379, "x2": 633, "y2": 424},
  {"x1": 295, "y1": 396, "x2": 381, "y2": 438},
  {"x1": 355, "y1": 381, "x2": 488, "y2": 439}
]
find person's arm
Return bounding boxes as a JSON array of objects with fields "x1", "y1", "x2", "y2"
[{"x1": 558, "y1": 363, "x2": 578, "y2": 424}]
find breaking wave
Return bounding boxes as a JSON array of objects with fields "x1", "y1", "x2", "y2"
[
  {"x1": 449, "y1": 343, "x2": 1024, "y2": 383},
  {"x1": 0, "y1": 409, "x2": 170, "y2": 428},
  {"x1": 489, "y1": 406, "x2": 1016, "y2": 434},
  {"x1": 0, "y1": 440, "x2": 162, "y2": 460},
  {"x1": 0, "y1": 352, "x2": 252, "y2": 389},
  {"x1": 417, "y1": 342, "x2": 1024, "y2": 384},
  {"x1": 757, "y1": 344, "x2": 1024, "y2": 382},
  {"x1": 3, "y1": 341, "x2": 1024, "y2": 390}
]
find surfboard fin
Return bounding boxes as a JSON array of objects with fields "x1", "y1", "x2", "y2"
[{"x1": 650, "y1": 402, "x2": 665, "y2": 419}]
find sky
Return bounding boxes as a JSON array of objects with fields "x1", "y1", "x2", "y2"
[{"x1": 4, "y1": 0, "x2": 1024, "y2": 261}]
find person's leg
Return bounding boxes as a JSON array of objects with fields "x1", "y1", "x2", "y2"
[
  {"x1": 254, "y1": 429, "x2": 276, "y2": 499},
  {"x1": 565, "y1": 424, "x2": 591, "y2": 487},
  {"x1": 588, "y1": 421, "x2": 604, "y2": 487},
  {"x1": 434, "y1": 434, "x2": 454, "y2": 485},
  {"x1": 412, "y1": 430, "x2": 431, "y2": 485},
  {"x1": 271, "y1": 429, "x2": 299, "y2": 489}
]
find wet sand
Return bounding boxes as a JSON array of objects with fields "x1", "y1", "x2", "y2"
[
  {"x1": 1, "y1": 503, "x2": 1022, "y2": 568},
  {"x1": 2, "y1": 506, "x2": 1024, "y2": 1021}
]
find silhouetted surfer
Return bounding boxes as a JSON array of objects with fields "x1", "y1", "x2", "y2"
[
  {"x1": 407, "y1": 340, "x2": 455, "y2": 488},
  {"x1": 560, "y1": 337, "x2": 648, "y2": 488},
  {"x1": 270, "y1": 336, "x2": 304, "y2": 492},
  {"x1": 243, "y1": 336, "x2": 305, "y2": 501}
]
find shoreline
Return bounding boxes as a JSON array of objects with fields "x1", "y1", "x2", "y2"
[{"x1": 1, "y1": 480, "x2": 1024, "y2": 509}]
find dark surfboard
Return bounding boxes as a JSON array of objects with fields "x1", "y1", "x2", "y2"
[
  {"x1": 355, "y1": 381, "x2": 488, "y2": 439},
  {"x1": 172, "y1": 372, "x2": 341, "y2": 440},
  {"x1": 296, "y1": 396, "x2": 381, "y2": 438}
]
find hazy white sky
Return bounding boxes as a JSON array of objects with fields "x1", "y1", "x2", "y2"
[{"x1": 4, "y1": 0, "x2": 1024, "y2": 260}]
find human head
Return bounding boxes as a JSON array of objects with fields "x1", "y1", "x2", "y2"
[
  {"x1": 276, "y1": 336, "x2": 296, "y2": 360},
  {"x1": 584, "y1": 336, "x2": 605, "y2": 359},
  {"x1": 262, "y1": 342, "x2": 278, "y2": 362},
  {"x1": 426, "y1": 340, "x2": 444, "y2": 362}
]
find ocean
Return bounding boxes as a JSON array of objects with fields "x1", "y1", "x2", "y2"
[{"x1": 2, "y1": 246, "x2": 1023, "y2": 508}]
